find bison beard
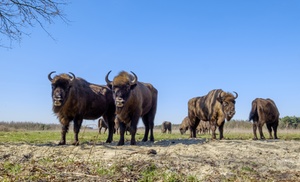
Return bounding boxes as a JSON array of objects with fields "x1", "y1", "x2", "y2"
[
  {"x1": 48, "y1": 71, "x2": 115, "y2": 145},
  {"x1": 106, "y1": 71, "x2": 158, "y2": 146},
  {"x1": 249, "y1": 98, "x2": 280, "y2": 140},
  {"x1": 188, "y1": 89, "x2": 238, "y2": 140}
]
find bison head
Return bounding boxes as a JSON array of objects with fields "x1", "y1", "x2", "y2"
[
  {"x1": 105, "y1": 71, "x2": 137, "y2": 108},
  {"x1": 179, "y1": 127, "x2": 188, "y2": 135},
  {"x1": 217, "y1": 91, "x2": 238, "y2": 121},
  {"x1": 48, "y1": 71, "x2": 75, "y2": 108}
]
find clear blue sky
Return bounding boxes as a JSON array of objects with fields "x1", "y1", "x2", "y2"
[{"x1": 1, "y1": 1, "x2": 299, "y2": 127}]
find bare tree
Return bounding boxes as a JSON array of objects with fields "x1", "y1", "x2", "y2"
[{"x1": 0, "y1": 0, "x2": 68, "y2": 48}]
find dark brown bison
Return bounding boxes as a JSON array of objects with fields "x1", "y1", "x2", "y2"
[
  {"x1": 197, "y1": 120, "x2": 210, "y2": 134},
  {"x1": 249, "y1": 98, "x2": 280, "y2": 140},
  {"x1": 188, "y1": 89, "x2": 238, "y2": 139},
  {"x1": 179, "y1": 116, "x2": 190, "y2": 135},
  {"x1": 98, "y1": 117, "x2": 108, "y2": 134},
  {"x1": 161, "y1": 121, "x2": 172, "y2": 134},
  {"x1": 106, "y1": 71, "x2": 158, "y2": 145},
  {"x1": 48, "y1": 71, "x2": 115, "y2": 145}
]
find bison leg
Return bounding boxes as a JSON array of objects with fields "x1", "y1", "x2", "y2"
[
  {"x1": 252, "y1": 122, "x2": 258, "y2": 140},
  {"x1": 210, "y1": 120, "x2": 217, "y2": 140},
  {"x1": 266, "y1": 123, "x2": 273, "y2": 139},
  {"x1": 218, "y1": 121, "x2": 225, "y2": 140},
  {"x1": 258, "y1": 123, "x2": 265, "y2": 140},
  {"x1": 130, "y1": 125, "x2": 137, "y2": 145},
  {"x1": 142, "y1": 114, "x2": 154, "y2": 142},
  {"x1": 189, "y1": 118, "x2": 199, "y2": 138},
  {"x1": 104, "y1": 114, "x2": 115, "y2": 143},
  {"x1": 72, "y1": 118, "x2": 83, "y2": 146},
  {"x1": 59, "y1": 125, "x2": 69, "y2": 145},
  {"x1": 117, "y1": 122, "x2": 126, "y2": 146},
  {"x1": 272, "y1": 122, "x2": 279, "y2": 139}
]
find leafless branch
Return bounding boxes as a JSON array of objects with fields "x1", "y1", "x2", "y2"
[{"x1": 0, "y1": 0, "x2": 69, "y2": 48}]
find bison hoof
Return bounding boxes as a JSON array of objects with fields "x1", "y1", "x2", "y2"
[
  {"x1": 117, "y1": 142, "x2": 124, "y2": 146},
  {"x1": 58, "y1": 141, "x2": 66, "y2": 145},
  {"x1": 105, "y1": 139, "x2": 112, "y2": 143}
]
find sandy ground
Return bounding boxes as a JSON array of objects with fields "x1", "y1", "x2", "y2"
[{"x1": 1, "y1": 139, "x2": 300, "y2": 181}]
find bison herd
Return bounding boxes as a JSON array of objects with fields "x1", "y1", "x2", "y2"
[{"x1": 48, "y1": 71, "x2": 280, "y2": 146}]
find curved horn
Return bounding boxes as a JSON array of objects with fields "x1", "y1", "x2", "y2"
[
  {"x1": 48, "y1": 71, "x2": 56, "y2": 81},
  {"x1": 233, "y1": 91, "x2": 238, "y2": 99},
  {"x1": 105, "y1": 70, "x2": 112, "y2": 85},
  {"x1": 130, "y1": 71, "x2": 138, "y2": 85},
  {"x1": 68, "y1": 72, "x2": 76, "y2": 81}
]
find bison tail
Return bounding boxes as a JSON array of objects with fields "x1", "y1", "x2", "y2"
[{"x1": 249, "y1": 101, "x2": 257, "y2": 121}]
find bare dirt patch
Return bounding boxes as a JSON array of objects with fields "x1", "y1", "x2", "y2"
[{"x1": 1, "y1": 139, "x2": 300, "y2": 181}]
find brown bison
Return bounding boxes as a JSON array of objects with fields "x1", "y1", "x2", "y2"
[
  {"x1": 197, "y1": 120, "x2": 210, "y2": 134},
  {"x1": 179, "y1": 116, "x2": 190, "y2": 135},
  {"x1": 114, "y1": 117, "x2": 131, "y2": 135},
  {"x1": 188, "y1": 89, "x2": 238, "y2": 139},
  {"x1": 105, "y1": 71, "x2": 158, "y2": 145},
  {"x1": 98, "y1": 117, "x2": 108, "y2": 134},
  {"x1": 249, "y1": 98, "x2": 280, "y2": 140},
  {"x1": 161, "y1": 121, "x2": 172, "y2": 134},
  {"x1": 48, "y1": 71, "x2": 115, "y2": 145}
]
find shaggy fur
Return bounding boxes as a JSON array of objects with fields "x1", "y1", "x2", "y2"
[
  {"x1": 188, "y1": 89, "x2": 238, "y2": 139},
  {"x1": 249, "y1": 98, "x2": 280, "y2": 140},
  {"x1": 48, "y1": 71, "x2": 115, "y2": 145}
]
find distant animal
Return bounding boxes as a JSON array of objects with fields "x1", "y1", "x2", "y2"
[
  {"x1": 179, "y1": 116, "x2": 190, "y2": 135},
  {"x1": 188, "y1": 89, "x2": 238, "y2": 139},
  {"x1": 161, "y1": 121, "x2": 172, "y2": 134},
  {"x1": 98, "y1": 117, "x2": 108, "y2": 134},
  {"x1": 105, "y1": 71, "x2": 158, "y2": 145},
  {"x1": 114, "y1": 117, "x2": 131, "y2": 135},
  {"x1": 48, "y1": 71, "x2": 115, "y2": 145},
  {"x1": 196, "y1": 120, "x2": 210, "y2": 134},
  {"x1": 249, "y1": 98, "x2": 280, "y2": 140}
]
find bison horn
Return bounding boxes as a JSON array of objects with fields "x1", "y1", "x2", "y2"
[
  {"x1": 69, "y1": 72, "x2": 76, "y2": 81},
  {"x1": 130, "y1": 71, "x2": 138, "y2": 85},
  {"x1": 48, "y1": 71, "x2": 56, "y2": 81},
  {"x1": 105, "y1": 70, "x2": 112, "y2": 85},
  {"x1": 233, "y1": 91, "x2": 238, "y2": 99}
]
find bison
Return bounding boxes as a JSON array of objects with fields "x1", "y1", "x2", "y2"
[
  {"x1": 188, "y1": 89, "x2": 238, "y2": 139},
  {"x1": 197, "y1": 120, "x2": 210, "y2": 134},
  {"x1": 98, "y1": 117, "x2": 108, "y2": 134},
  {"x1": 249, "y1": 98, "x2": 280, "y2": 140},
  {"x1": 105, "y1": 71, "x2": 158, "y2": 145},
  {"x1": 48, "y1": 71, "x2": 115, "y2": 145},
  {"x1": 161, "y1": 121, "x2": 172, "y2": 134},
  {"x1": 179, "y1": 116, "x2": 190, "y2": 135},
  {"x1": 114, "y1": 117, "x2": 131, "y2": 135}
]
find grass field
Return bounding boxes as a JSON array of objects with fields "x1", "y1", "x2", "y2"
[
  {"x1": 0, "y1": 126, "x2": 300, "y2": 181},
  {"x1": 0, "y1": 126, "x2": 299, "y2": 144}
]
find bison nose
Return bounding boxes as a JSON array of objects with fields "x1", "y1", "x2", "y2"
[{"x1": 115, "y1": 97, "x2": 125, "y2": 107}]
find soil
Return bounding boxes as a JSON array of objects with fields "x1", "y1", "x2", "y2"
[{"x1": 1, "y1": 139, "x2": 300, "y2": 181}]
